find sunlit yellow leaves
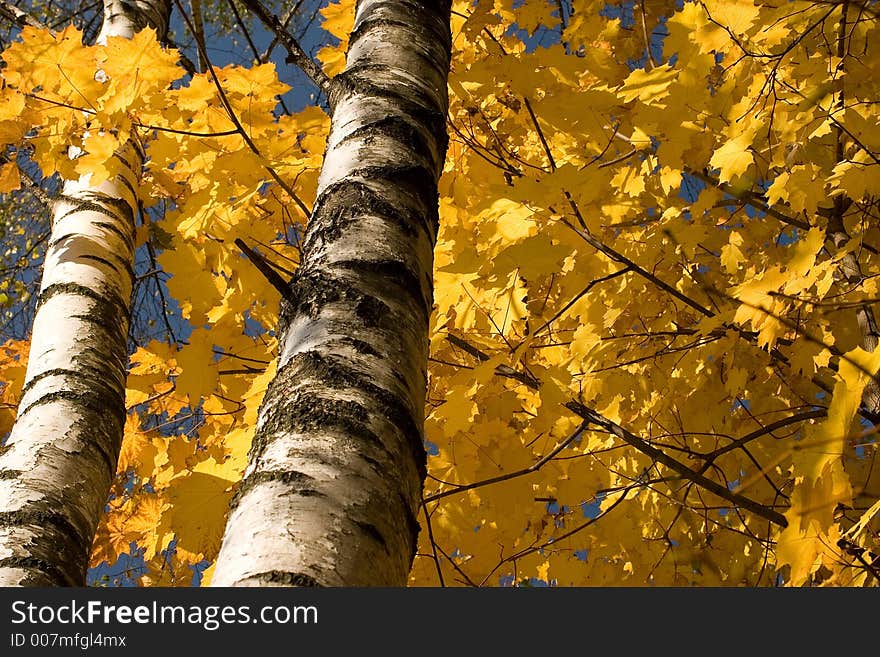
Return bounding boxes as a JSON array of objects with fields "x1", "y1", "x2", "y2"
[
  {"x1": 0, "y1": 88, "x2": 28, "y2": 142},
  {"x1": 720, "y1": 231, "x2": 745, "y2": 274},
  {"x1": 432, "y1": 382, "x2": 478, "y2": 438},
  {"x1": 158, "y1": 241, "x2": 225, "y2": 325},
  {"x1": 513, "y1": 0, "x2": 560, "y2": 36},
  {"x1": 766, "y1": 165, "x2": 825, "y2": 216},
  {"x1": 0, "y1": 162, "x2": 20, "y2": 194},
  {"x1": 214, "y1": 63, "x2": 290, "y2": 133},
  {"x1": 664, "y1": 1, "x2": 707, "y2": 59},
  {"x1": 787, "y1": 227, "x2": 824, "y2": 279},
  {"x1": 73, "y1": 131, "x2": 123, "y2": 183},
  {"x1": 317, "y1": 0, "x2": 355, "y2": 77},
  {"x1": 99, "y1": 28, "x2": 181, "y2": 114},
  {"x1": 709, "y1": 134, "x2": 754, "y2": 183},
  {"x1": 702, "y1": 0, "x2": 761, "y2": 38},
  {"x1": 1, "y1": 25, "x2": 98, "y2": 97},
  {"x1": 827, "y1": 156, "x2": 880, "y2": 202},
  {"x1": 0, "y1": 340, "x2": 27, "y2": 438},
  {"x1": 117, "y1": 415, "x2": 159, "y2": 479},
  {"x1": 240, "y1": 360, "x2": 276, "y2": 427},
  {"x1": 91, "y1": 492, "x2": 170, "y2": 568},
  {"x1": 122, "y1": 494, "x2": 169, "y2": 558},
  {"x1": 777, "y1": 347, "x2": 880, "y2": 585},
  {"x1": 484, "y1": 198, "x2": 535, "y2": 243},
  {"x1": 610, "y1": 163, "x2": 647, "y2": 198},
  {"x1": 161, "y1": 470, "x2": 235, "y2": 563},
  {"x1": 495, "y1": 232, "x2": 568, "y2": 282},
  {"x1": 618, "y1": 65, "x2": 677, "y2": 105},
  {"x1": 174, "y1": 330, "x2": 218, "y2": 407}
]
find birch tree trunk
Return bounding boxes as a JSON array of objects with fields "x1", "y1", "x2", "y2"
[
  {"x1": 0, "y1": 0, "x2": 171, "y2": 586},
  {"x1": 211, "y1": 0, "x2": 453, "y2": 587}
]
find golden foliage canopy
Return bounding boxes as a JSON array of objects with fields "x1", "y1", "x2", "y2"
[{"x1": 1, "y1": 0, "x2": 879, "y2": 586}]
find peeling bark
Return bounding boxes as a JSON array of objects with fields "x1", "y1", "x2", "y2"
[
  {"x1": 211, "y1": 0, "x2": 452, "y2": 587},
  {"x1": 0, "y1": 0, "x2": 171, "y2": 587}
]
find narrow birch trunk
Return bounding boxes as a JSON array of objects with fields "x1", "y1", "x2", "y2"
[
  {"x1": 0, "y1": 0, "x2": 171, "y2": 586},
  {"x1": 211, "y1": 0, "x2": 452, "y2": 587}
]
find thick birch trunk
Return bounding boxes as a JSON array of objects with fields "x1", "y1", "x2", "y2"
[
  {"x1": 0, "y1": 0, "x2": 171, "y2": 586},
  {"x1": 211, "y1": 0, "x2": 452, "y2": 587}
]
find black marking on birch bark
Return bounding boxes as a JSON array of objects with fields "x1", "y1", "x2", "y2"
[
  {"x1": 349, "y1": 10, "x2": 452, "y2": 57},
  {"x1": 228, "y1": 469, "x2": 320, "y2": 512},
  {"x1": 49, "y1": 232, "x2": 86, "y2": 251},
  {"x1": 14, "y1": 394, "x2": 124, "y2": 477},
  {"x1": 113, "y1": 252, "x2": 136, "y2": 282},
  {"x1": 281, "y1": 265, "x2": 417, "y2": 333},
  {"x1": 285, "y1": 350, "x2": 426, "y2": 480},
  {"x1": 113, "y1": 172, "x2": 138, "y2": 206},
  {"x1": 0, "y1": 556, "x2": 78, "y2": 587},
  {"x1": 354, "y1": 520, "x2": 389, "y2": 552},
  {"x1": 6, "y1": 411, "x2": 121, "y2": 483},
  {"x1": 303, "y1": 166, "x2": 440, "y2": 247},
  {"x1": 93, "y1": 194, "x2": 136, "y2": 226},
  {"x1": 328, "y1": 162, "x2": 440, "y2": 235},
  {"x1": 73, "y1": 253, "x2": 124, "y2": 275},
  {"x1": 35, "y1": 281, "x2": 128, "y2": 318},
  {"x1": 340, "y1": 336, "x2": 380, "y2": 357},
  {"x1": 0, "y1": 467, "x2": 22, "y2": 479},
  {"x1": 354, "y1": 0, "x2": 453, "y2": 25},
  {"x1": 118, "y1": 0, "x2": 171, "y2": 33},
  {"x1": 68, "y1": 315, "x2": 131, "y2": 352},
  {"x1": 119, "y1": 132, "x2": 146, "y2": 161},
  {"x1": 335, "y1": 258, "x2": 430, "y2": 320},
  {"x1": 17, "y1": 388, "x2": 125, "y2": 425},
  {"x1": 305, "y1": 178, "x2": 425, "y2": 249},
  {"x1": 0, "y1": 508, "x2": 88, "y2": 545},
  {"x1": 359, "y1": 453, "x2": 383, "y2": 474},
  {"x1": 355, "y1": 295, "x2": 390, "y2": 327},
  {"x1": 57, "y1": 201, "x2": 117, "y2": 224},
  {"x1": 282, "y1": 268, "x2": 345, "y2": 320},
  {"x1": 335, "y1": 115, "x2": 436, "y2": 168},
  {"x1": 45, "y1": 243, "x2": 134, "y2": 284},
  {"x1": 93, "y1": 220, "x2": 135, "y2": 250},
  {"x1": 339, "y1": 62, "x2": 449, "y2": 108},
  {"x1": 349, "y1": 165, "x2": 436, "y2": 199},
  {"x1": 112, "y1": 150, "x2": 139, "y2": 174},
  {"x1": 19, "y1": 366, "x2": 124, "y2": 405},
  {"x1": 247, "y1": 392, "x2": 385, "y2": 467},
  {"x1": 253, "y1": 571, "x2": 321, "y2": 587},
  {"x1": 0, "y1": 508, "x2": 93, "y2": 585},
  {"x1": 350, "y1": 14, "x2": 449, "y2": 45},
  {"x1": 85, "y1": 433, "x2": 119, "y2": 478}
]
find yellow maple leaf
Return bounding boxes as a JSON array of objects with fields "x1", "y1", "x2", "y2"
[
  {"x1": 172, "y1": 330, "x2": 218, "y2": 407},
  {"x1": 99, "y1": 28, "x2": 182, "y2": 111},
  {"x1": 317, "y1": 0, "x2": 355, "y2": 77},
  {"x1": 0, "y1": 162, "x2": 20, "y2": 193},
  {"x1": 618, "y1": 65, "x2": 678, "y2": 105},
  {"x1": 709, "y1": 134, "x2": 754, "y2": 183}
]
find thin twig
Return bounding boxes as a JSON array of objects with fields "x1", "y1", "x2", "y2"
[
  {"x1": 238, "y1": 0, "x2": 334, "y2": 101},
  {"x1": 234, "y1": 238, "x2": 289, "y2": 296}
]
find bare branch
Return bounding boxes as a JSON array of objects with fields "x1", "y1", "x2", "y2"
[
  {"x1": 237, "y1": 0, "x2": 334, "y2": 102},
  {"x1": 0, "y1": 0, "x2": 45, "y2": 29},
  {"x1": 565, "y1": 400, "x2": 789, "y2": 527}
]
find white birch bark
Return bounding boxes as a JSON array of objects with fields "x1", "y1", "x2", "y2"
[
  {"x1": 211, "y1": 0, "x2": 453, "y2": 586},
  {"x1": 0, "y1": 0, "x2": 171, "y2": 586}
]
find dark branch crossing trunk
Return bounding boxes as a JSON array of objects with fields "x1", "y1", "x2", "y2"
[
  {"x1": 211, "y1": 0, "x2": 453, "y2": 587},
  {"x1": 0, "y1": 0, "x2": 171, "y2": 586}
]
